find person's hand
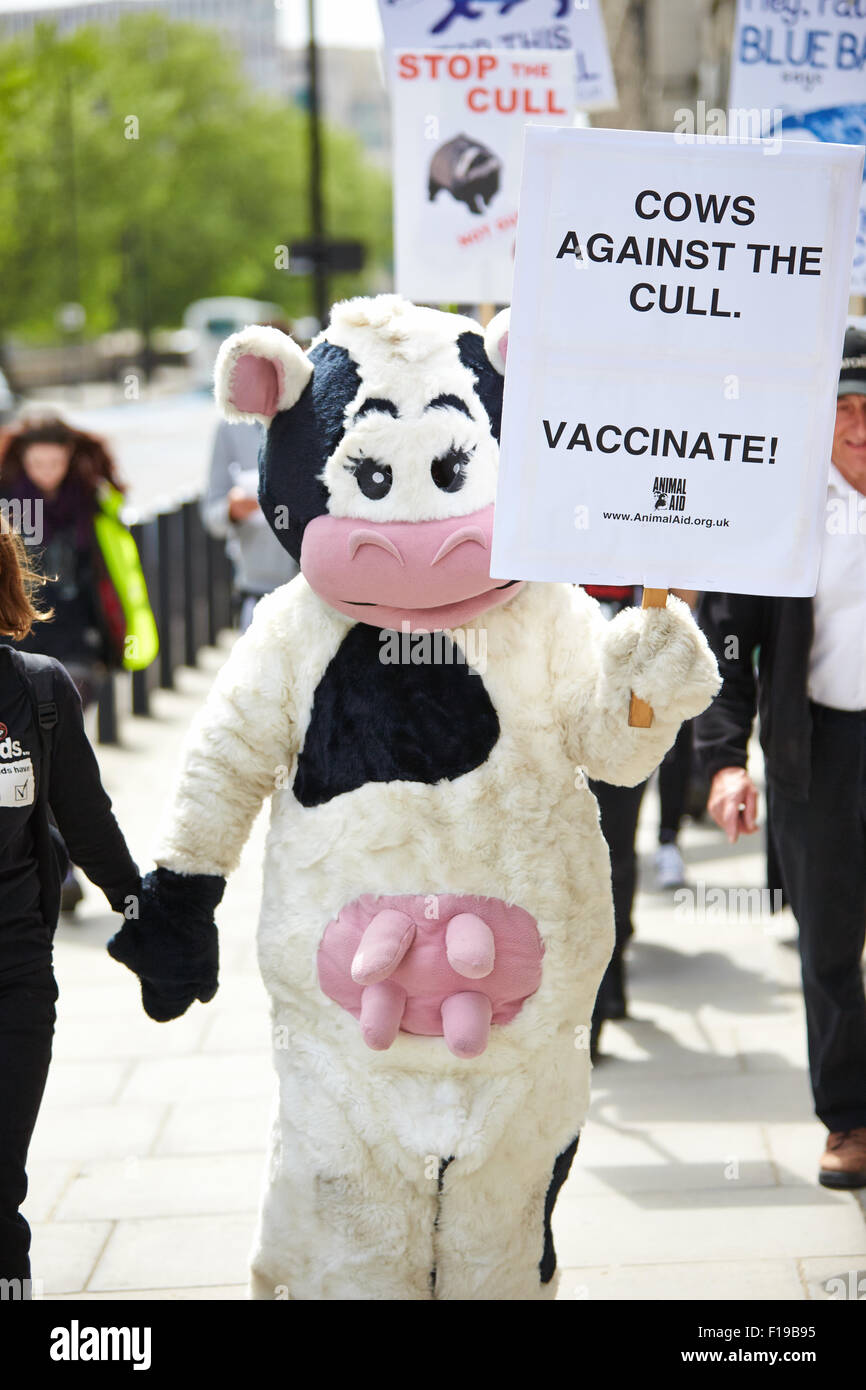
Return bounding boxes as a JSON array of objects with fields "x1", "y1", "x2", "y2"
[
  {"x1": 228, "y1": 486, "x2": 260, "y2": 522},
  {"x1": 707, "y1": 767, "x2": 759, "y2": 843}
]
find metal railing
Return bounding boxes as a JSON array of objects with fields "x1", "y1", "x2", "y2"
[{"x1": 96, "y1": 497, "x2": 235, "y2": 743}]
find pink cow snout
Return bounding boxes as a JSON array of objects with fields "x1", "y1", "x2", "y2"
[{"x1": 300, "y1": 504, "x2": 522, "y2": 631}]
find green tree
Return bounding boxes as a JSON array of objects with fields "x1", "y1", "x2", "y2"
[{"x1": 0, "y1": 15, "x2": 392, "y2": 346}]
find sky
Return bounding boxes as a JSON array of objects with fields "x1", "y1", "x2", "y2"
[
  {"x1": 0, "y1": 0, "x2": 387, "y2": 47},
  {"x1": 279, "y1": 0, "x2": 383, "y2": 48}
]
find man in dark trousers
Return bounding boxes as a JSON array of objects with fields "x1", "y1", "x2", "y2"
[{"x1": 695, "y1": 326, "x2": 866, "y2": 1189}]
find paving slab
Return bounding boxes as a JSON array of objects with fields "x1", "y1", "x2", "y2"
[
  {"x1": 154, "y1": 1097, "x2": 273, "y2": 1158},
  {"x1": 29, "y1": 1220, "x2": 113, "y2": 1296},
  {"x1": 55, "y1": 1155, "x2": 264, "y2": 1222},
  {"x1": 88, "y1": 1215, "x2": 255, "y2": 1292}
]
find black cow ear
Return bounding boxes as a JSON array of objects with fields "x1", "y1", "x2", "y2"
[{"x1": 484, "y1": 308, "x2": 509, "y2": 377}]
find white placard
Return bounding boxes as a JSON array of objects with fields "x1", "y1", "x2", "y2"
[
  {"x1": 490, "y1": 126, "x2": 863, "y2": 597},
  {"x1": 392, "y1": 49, "x2": 575, "y2": 303},
  {"x1": 728, "y1": 0, "x2": 866, "y2": 295},
  {"x1": 378, "y1": 0, "x2": 616, "y2": 112}
]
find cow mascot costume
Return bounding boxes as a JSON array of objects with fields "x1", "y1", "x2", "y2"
[{"x1": 109, "y1": 295, "x2": 720, "y2": 1300}]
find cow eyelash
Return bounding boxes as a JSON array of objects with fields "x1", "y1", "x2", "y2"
[
  {"x1": 345, "y1": 454, "x2": 393, "y2": 501},
  {"x1": 431, "y1": 443, "x2": 474, "y2": 493}
]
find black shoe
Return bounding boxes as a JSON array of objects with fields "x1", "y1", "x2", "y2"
[{"x1": 596, "y1": 950, "x2": 627, "y2": 1021}]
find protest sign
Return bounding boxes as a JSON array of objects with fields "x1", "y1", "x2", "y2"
[
  {"x1": 378, "y1": 0, "x2": 615, "y2": 112},
  {"x1": 391, "y1": 48, "x2": 574, "y2": 302},
  {"x1": 728, "y1": 0, "x2": 866, "y2": 295},
  {"x1": 490, "y1": 126, "x2": 863, "y2": 598}
]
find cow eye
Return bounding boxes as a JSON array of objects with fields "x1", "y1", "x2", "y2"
[
  {"x1": 347, "y1": 456, "x2": 392, "y2": 500},
  {"x1": 431, "y1": 445, "x2": 472, "y2": 493}
]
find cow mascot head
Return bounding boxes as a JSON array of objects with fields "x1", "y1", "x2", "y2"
[{"x1": 214, "y1": 295, "x2": 520, "y2": 632}]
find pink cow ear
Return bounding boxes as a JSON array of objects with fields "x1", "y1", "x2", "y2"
[
  {"x1": 215, "y1": 326, "x2": 313, "y2": 424},
  {"x1": 483, "y1": 307, "x2": 510, "y2": 377}
]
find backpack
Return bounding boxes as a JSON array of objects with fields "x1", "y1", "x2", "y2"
[{"x1": 10, "y1": 650, "x2": 69, "y2": 920}]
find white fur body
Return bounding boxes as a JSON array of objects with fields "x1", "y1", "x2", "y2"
[{"x1": 153, "y1": 577, "x2": 719, "y2": 1300}]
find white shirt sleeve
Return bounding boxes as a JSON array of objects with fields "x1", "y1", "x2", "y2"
[{"x1": 807, "y1": 463, "x2": 866, "y2": 711}]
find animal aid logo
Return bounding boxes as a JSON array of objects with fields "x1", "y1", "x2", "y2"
[{"x1": 653, "y1": 475, "x2": 686, "y2": 513}]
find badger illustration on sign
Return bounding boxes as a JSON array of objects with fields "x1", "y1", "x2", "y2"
[
  {"x1": 429, "y1": 133, "x2": 502, "y2": 215},
  {"x1": 108, "y1": 295, "x2": 720, "y2": 1300}
]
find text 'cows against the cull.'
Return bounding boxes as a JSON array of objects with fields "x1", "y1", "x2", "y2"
[
  {"x1": 491, "y1": 126, "x2": 863, "y2": 598},
  {"x1": 555, "y1": 187, "x2": 824, "y2": 320},
  {"x1": 391, "y1": 48, "x2": 575, "y2": 302}
]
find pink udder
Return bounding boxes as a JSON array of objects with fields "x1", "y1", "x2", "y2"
[{"x1": 317, "y1": 893, "x2": 544, "y2": 1057}]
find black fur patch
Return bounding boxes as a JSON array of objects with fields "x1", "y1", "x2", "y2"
[
  {"x1": 426, "y1": 393, "x2": 472, "y2": 418},
  {"x1": 354, "y1": 397, "x2": 399, "y2": 420},
  {"x1": 540, "y1": 1135, "x2": 579, "y2": 1284},
  {"x1": 457, "y1": 331, "x2": 503, "y2": 440},
  {"x1": 260, "y1": 341, "x2": 361, "y2": 562},
  {"x1": 293, "y1": 624, "x2": 500, "y2": 807}
]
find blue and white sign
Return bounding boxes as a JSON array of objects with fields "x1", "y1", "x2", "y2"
[
  {"x1": 378, "y1": 0, "x2": 616, "y2": 112},
  {"x1": 729, "y1": 0, "x2": 866, "y2": 295}
]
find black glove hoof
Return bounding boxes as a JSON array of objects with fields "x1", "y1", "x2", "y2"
[{"x1": 107, "y1": 867, "x2": 225, "y2": 1022}]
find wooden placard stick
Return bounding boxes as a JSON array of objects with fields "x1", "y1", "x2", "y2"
[{"x1": 628, "y1": 587, "x2": 669, "y2": 728}]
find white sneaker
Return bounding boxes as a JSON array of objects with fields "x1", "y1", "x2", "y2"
[{"x1": 655, "y1": 843, "x2": 686, "y2": 889}]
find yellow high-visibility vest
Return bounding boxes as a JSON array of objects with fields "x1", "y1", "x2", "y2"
[{"x1": 93, "y1": 484, "x2": 159, "y2": 672}]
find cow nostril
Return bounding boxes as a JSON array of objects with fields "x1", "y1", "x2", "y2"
[
  {"x1": 431, "y1": 527, "x2": 488, "y2": 566},
  {"x1": 348, "y1": 530, "x2": 405, "y2": 565}
]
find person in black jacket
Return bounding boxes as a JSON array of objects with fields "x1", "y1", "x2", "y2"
[
  {"x1": 695, "y1": 327, "x2": 866, "y2": 1189},
  {"x1": 0, "y1": 521, "x2": 140, "y2": 1292},
  {"x1": 0, "y1": 415, "x2": 136, "y2": 915}
]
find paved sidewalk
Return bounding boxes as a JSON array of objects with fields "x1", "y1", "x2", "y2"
[{"x1": 25, "y1": 638, "x2": 866, "y2": 1301}]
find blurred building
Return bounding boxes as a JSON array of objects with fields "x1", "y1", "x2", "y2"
[
  {"x1": 283, "y1": 44, "x2": 390, "y2": 168},
  {"x1": 0, "y1": 0, "x2": 284, "y2": 93},
  {"x1": 594, "y1": 0, "x2": 730, "y2": 134}
]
